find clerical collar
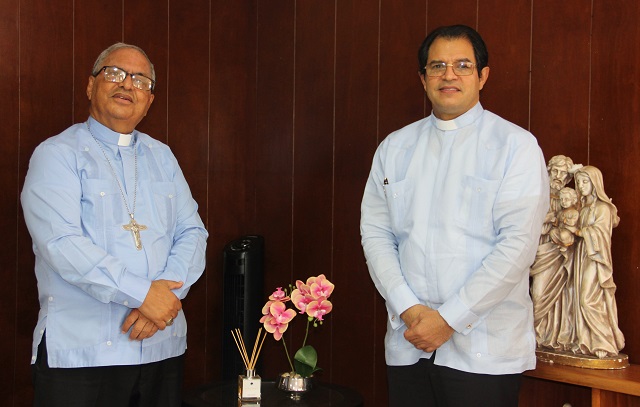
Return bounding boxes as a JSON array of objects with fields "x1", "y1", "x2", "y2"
[
  {"x1": 432, "y1": 102, "x2": 484, "y2": 131},
  {"x1": 86, "y1": 117, "x2": 136, "y2": 147},
  {"x1": 117, "y1": 133, "x2": 133, "y2": 146}
]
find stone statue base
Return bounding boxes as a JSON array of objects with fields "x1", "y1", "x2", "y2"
[{"x1": 536, "y1": 349, "x2": 629, "y2": 369}]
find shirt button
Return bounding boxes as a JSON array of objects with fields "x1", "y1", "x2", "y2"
[
  {"x1": 393, "y1": 193, "x2": 398, "y2": 198},
  {"x1": 48, "y1": 296, "x2": 53, "y2": 302},
  {"x1": 84, "y1": 147, "x2": 90, "y2": 151},
  {"x1": 466, "y1": 324, "x2": 472, "y2": 329},
  {"x1": 168, "y1": 194, "x2": 174, "y2": 199},
  {"x1": 476, "y1": 353, "x2": 482, "y2": 358},
  {"x1": 107, "y1": 341, "x2": 112, "y2": 346},
  {"x1": 391, "y1": 315, "x2": 396, "y2": 321},
  {"x1": 124, "y1": 301, "x2": 129, "y2": 306},
  {"x1": 100, "y1": 192, "x2": 106, "y2": 197}
]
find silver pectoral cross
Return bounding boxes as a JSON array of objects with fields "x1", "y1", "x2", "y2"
[{"x1": 122, "y1": 215, "x2": 147, "y2": 250}]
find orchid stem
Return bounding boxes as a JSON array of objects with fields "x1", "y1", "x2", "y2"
[
  {"x1": 302, "y1": 318, "x2": 311, "y2": 347},
  {"x1": 282, "y1": 336, "x2": 295, "y2": 373}
]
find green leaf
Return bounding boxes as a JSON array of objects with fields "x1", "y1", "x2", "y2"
[{"x1": 293, "y1": 345, "x2": 322, "y2": 378}]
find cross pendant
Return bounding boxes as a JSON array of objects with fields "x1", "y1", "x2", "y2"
[{"x1": 122, "y1": 216, "x2": 148, "y2": 251}]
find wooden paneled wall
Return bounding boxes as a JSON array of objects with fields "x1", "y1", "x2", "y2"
[{"x1": 2, "y1": 1, "x2": 639, "y2": 406}]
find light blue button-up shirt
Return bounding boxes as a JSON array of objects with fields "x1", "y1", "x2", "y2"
[
  {"x1": 21, "y1": 117, "x2": 208, "y2": 368},
  {"x1": 361, "y1": 103, "x2": 549, "y2": 374}
]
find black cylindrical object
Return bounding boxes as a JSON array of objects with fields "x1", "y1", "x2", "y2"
[{"x1": 221, "y1": 235, "x2": 264, "y2": 379}]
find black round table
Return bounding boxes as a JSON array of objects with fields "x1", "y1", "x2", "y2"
[{"x1": 183, "y1": 380, "x2": 363, "y2": 407}]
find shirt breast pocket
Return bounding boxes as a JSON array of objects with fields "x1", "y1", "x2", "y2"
[
  {"x1": 80, "y1": 179, "x2": 122, "y2": 246},
  {"x1": 384, "y1": 179, "x2": 414, "y2": 236},
  {"x1": 455, "y1": 176, "x2": 501, "y2": 233},
  {"x1": 151, "y1": 182, "x2": 177, "y2": 231}
]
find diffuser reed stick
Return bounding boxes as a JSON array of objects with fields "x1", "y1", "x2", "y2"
[{"x1": 232, "y1": 328, "x2": 267, "y2": 371}]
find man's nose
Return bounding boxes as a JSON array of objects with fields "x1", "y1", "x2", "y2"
[
  {"x1": 120, "y1": 74, "x2": 134, "y2": 90},
  {"x1": 442, "y1": 64, "x2": 458, "y2": 80}
]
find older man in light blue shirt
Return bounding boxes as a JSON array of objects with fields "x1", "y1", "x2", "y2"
[
  {"x1": 360, "y1": 25, "x2": 548, "y2": 407},
  {"x1": 22, "y1": 43, "x2": 208, "y2": 407}
]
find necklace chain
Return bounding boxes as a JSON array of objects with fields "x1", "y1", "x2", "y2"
[{"x1": 86, "y1": 123, "x2": 138, "y2": 219}]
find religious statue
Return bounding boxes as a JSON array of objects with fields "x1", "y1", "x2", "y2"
[
  {"x1": 530, "y1": 158, "x2": 627, "y2": 368},
  {"x1": 573, "y1": 166, "x2": 625, "y2": 359},
  {"x1": 530, "y1": 156, "x2": 578, "y2": 352}
]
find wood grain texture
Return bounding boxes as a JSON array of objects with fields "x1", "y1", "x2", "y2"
[
  {"x1": 333, "y1": 0, "x2": 385, "y2": 405},
  {"x1": 5, "y1": 1, "x2": 640, "y2": 406},
  {"x1": 0, "y1": 0, "x2": 20, "y2": 405},
  {"x1": 254, "y1": 0, "x2": 296, "y2": 380}
]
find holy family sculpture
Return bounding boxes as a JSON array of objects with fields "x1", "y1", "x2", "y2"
[{"x1": 530, "y1": 155, "x2": 626, "y2": 367}]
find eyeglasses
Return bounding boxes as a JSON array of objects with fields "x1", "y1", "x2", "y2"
[
  {"x1": 425, "y1": 61, "x2": 476, "y2": 77},
  {"x1": 95, "y1": 66, "x2": 155, "y2": 92}
]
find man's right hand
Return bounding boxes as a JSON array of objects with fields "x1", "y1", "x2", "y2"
[{"x1": 138, "y1": 279, "x2": 183, "y2": 329}]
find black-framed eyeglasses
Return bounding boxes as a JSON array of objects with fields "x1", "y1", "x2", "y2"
[
  {"x1": 425, "y1": 61, "x2": 476, "y2": 77},
  {"x1": 94, "y1": 66, "x2": 155, "y2": 92}
]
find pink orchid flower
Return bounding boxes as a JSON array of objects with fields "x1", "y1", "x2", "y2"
[
  {"x1": 260, "y1": 300, "x2": 296, "y2": 341},
  {"x1": 306, "y1": 298, "x2": 333, "y2": 321},
  {"x1": 269, "y1": 287, "x2": 290, "y2": 302},
  {"x1": 295, "y1": 279, "x2": 312, "y2": 295},
  {"x1": 290, "y1": 287, "x2": 313, "y2": 314},
  {"x1": 309, "y1": 274, "x2": 334, "y2": 299}
]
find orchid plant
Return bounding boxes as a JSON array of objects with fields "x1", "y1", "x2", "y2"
[{"x1": 260, "y1": 274, "x2": 334, "y2": 378}]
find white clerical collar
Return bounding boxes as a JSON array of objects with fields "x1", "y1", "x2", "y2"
[
  {"x1": 432, "y1": 102, "x2": 484, "y2": 131},
  {"x1": 118, "y1": 133, "x2": 133, "y2": 146},
  {"x1": 86, "y1": 117, "x2": 137, "y2": 147},
  {"x1": 434, "y1": 118, "x2": 459, "y2": 131}
]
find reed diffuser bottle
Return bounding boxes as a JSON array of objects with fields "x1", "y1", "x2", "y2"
[{"x1": 232, "y1": 328, "x2": 266, "y2": 401}]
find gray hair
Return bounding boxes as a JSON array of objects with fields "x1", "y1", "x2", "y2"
[{"x1": 91, "y1": 42, "x2": 156, "y2": 81}]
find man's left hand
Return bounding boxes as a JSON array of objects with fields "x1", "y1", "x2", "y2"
[
  {"x1": 121, "y1": 308, "x2": 160, "y2": 341},
  {"x1": 401, "y1": 304, "x2": 454, "y2": 353}
]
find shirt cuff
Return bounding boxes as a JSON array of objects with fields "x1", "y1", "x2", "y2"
[
  {"x1": 386, "y1": 284, "x2": 421, "y2": 330},
  {"x1": 111, "y1": 273, "x2": 152, "y2": 309},
  {"x1": 438, "y1": 294, "x2": 480, "y2": 335}
]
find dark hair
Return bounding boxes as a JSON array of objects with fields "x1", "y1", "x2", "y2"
[{"x1": 418, "y1": 25, "x2": 488, "y2": 78}]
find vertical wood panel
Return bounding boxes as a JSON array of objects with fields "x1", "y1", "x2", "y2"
[
  {"x1": 0, "y1": 0, "x2": 19, "y2": 404},
  {"x1": 168, "y1": 0, "x2": 213, "y2": 389},
  {"x1": 590, "y1": 0, "x2": 640, "y2": 365},
  {"x1": 334, "y1": 0, "x2": 385, "y2": 405},
  {"x1": 292, "y1": 0, "x2": 335, "y2": 291},
  {"x1": 426, "y1": 1, "x2": 477, "y2": 31},
  {"x1": 378, "y1": 0, "x2": 426, "y2": 138},
  {"x1": 478, "y1": 0, "x2": 532, "y2": 129},
  {"x1": 254, "y1": 0, "x2": 296, "y2": 379},
  {"x1": 530, "y1": 0, "x2": 591, "y2": 160},
  {"x1": 291, "y1": 0, "x2": 335, "y2": 383},
  {"x1": 204, "y1": 0, "x2": 258, "y2": 387}
]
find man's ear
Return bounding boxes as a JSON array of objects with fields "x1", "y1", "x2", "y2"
[
  {"x1": 478, "y1": 66, "x2": 490, "y2": 90},
  {"x1": 86, "y1": 76, "x2": 95, "y2": 100},
  {"x1": 418, "y1": 72, "x2": 427, "y2": 90}
]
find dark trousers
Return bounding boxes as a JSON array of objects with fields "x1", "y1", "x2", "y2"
[
  {"x1": 387, "y1": 354, "x2": 522, "y2": 407},
  {"x1": 32, "y1": 336, "x2": 185, "y2": 407}
]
